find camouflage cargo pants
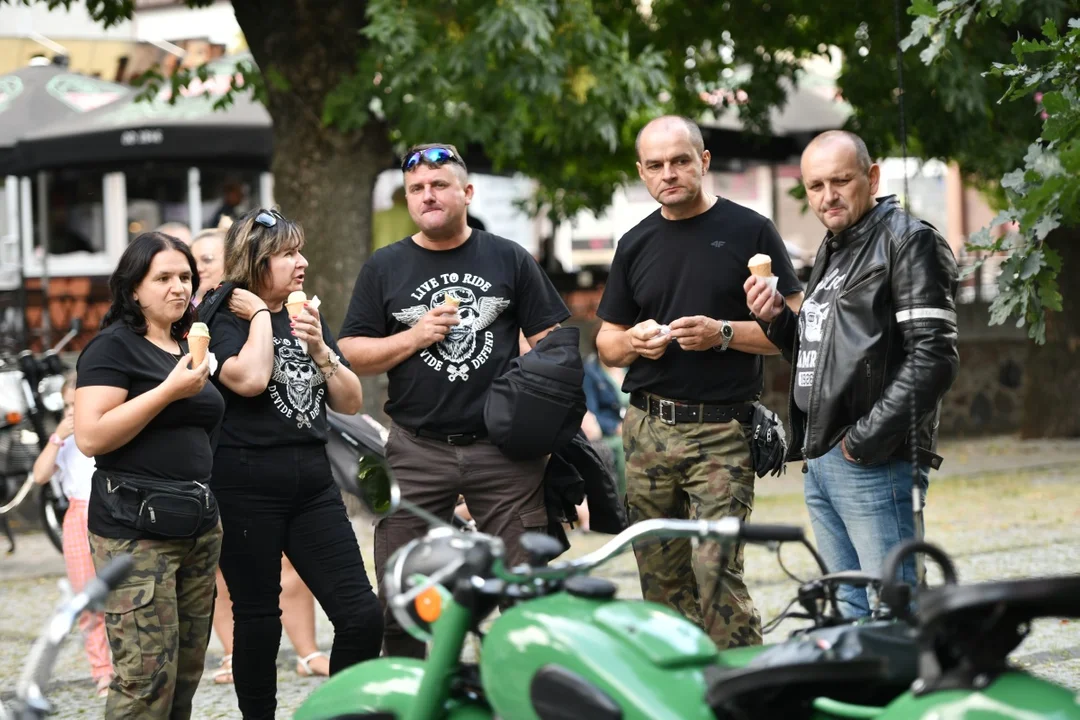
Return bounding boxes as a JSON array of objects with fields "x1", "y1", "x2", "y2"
[
  {"x1": 624, "y1": 404, "x2": 763, "y2": 648},
  {"x1": 88, "y1": 524, "x2": 222, "y2": 720}
]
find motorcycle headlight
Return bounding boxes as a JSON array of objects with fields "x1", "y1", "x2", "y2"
[{"x1": 384, "y1": 528, "x2": 480, "y2": 642}]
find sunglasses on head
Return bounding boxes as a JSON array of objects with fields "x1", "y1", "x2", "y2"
[
  {"x1": 254, "y1": 209, "x2": 284, "y2": 228},
  {"x1": 401, "y1": 146, "x2": 464, "y2": 172}
]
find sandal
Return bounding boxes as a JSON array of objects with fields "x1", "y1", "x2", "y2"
[
  {"x1": 296, "y1": 651, "x2": 330, "y2": 677},
  {"x1": 212, "y1": 654, "x2": 233, "y2": 684}
]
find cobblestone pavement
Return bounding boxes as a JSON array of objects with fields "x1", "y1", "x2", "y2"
[{"x1": 1, "y1": 435, "x2": 1078, "y2": 718}]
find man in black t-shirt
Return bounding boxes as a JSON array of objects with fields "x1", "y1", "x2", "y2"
[
  {"x1": 339, "y1": 143, "x2": 569, "y2": 658},
  {"x1": 596, "y1": 116, "x2": 803, "y2": 649}
]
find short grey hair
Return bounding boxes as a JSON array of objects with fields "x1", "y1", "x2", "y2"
[
  {"x1": 807, "y1": 130, "x2": 873, "y2": 173},
  {"x1": 635, "y1": 116, "x2": 706, "y2": 159}
]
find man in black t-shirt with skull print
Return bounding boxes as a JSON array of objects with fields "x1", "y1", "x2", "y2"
[
  {"x1": 338, "y1": 144, "x2": 569, "y2": 658},
  {"x1": 596, "y1": 116, "x2": 804, "y2": 648}
]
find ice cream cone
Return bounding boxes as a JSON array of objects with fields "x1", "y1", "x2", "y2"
[
  {"x1": 747, "y1": 253, "x2": 773, "y2": 277},
  {"x1": 444, "y1": 293, "x2": 461, "y2": 309},
  {"x1": 286, "y1": 290, "x2": 308, "y2": 319},
  {"x1": 188, "y1": 322, "x2": 210, "y2": 367}
]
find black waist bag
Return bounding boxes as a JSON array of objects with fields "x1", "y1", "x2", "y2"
[
  {"x1": 484, "y1": 327, "x2": 587, "y2": 461},
  {"x1": 97, "y1": 469, "x2": 216, "y2": 538}
]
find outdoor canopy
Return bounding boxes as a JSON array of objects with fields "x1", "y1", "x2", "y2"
[
  {"x1": 12, "y1": 55, "x2": 272, "y2": 173},
  {"x1": 0, "y1": 61, "x2": 127, "y2": 176}
]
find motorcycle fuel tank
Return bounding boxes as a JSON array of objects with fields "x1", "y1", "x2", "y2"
[{"x1": 479, "y1": 592, "x2": 750, "y2": 720}]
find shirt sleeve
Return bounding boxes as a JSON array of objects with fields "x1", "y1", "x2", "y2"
[
  {"x1": 595, "y1": 241, "x2": 639, "y2": 327},
  {"x1": 515, "y1": 252, "x2": 570, "y2": 337},
  {"x1": 75, "y1": 332, "x2": 131, "y2": 390},
  {"x1": 207, "y1": 309, "x2": 249, "y2": 375},
  {"x1": 757, "y1": 219, "x2": 802, "y2": 297},
  {"x1": 339, "y1": 262, "x2": 387, "y2": 339}
]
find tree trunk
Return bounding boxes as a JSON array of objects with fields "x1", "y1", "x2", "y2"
[
  {"x1": 230, "y1": 0, "x2": 394, "y2": 420},
  {"x1": 1020, "y1": 225, "x2": 1080, "y2": 438}
]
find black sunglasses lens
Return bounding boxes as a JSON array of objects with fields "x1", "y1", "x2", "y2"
[{"x1": 255, "y1": 211, "x2": 277, "y2": 228}]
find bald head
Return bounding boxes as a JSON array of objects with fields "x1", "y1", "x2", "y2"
[
  {"x1": 800, "y1": 130, "x2": 879, "y2": 233},
  {"x1": 636, "y1": 116, "x2": 705, "y2": 159}
]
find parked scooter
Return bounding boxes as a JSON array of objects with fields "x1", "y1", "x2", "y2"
[
  {"x1": 294, "y1": 463, "x2": 920, "y2": 720},
  {"x1": 0, "y1": 553, "x2": 133, "y2": 720},
  {"x1": 0, "y1": 320, "x2": 82, "y2": 554}
]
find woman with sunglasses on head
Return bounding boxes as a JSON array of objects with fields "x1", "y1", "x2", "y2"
[{"x1": 206, "y1": 208, "x2": 382, "y2": 719}]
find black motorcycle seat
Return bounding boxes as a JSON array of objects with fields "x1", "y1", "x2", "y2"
[
  {"x1": 919, "y1": 575, "x2": 1080, "y2": 629},
  {"x1": 706, "y1": 657, "x2": 905, "y2": 720}
]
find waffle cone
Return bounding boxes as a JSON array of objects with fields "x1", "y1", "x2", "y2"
[{"x1": 189, "y1": 335, "x2": 210, "y2": 367}]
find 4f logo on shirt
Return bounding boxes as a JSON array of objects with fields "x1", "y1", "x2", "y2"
[{"x1": 393, "y1": 274, "x2": 510, "y2": 382}]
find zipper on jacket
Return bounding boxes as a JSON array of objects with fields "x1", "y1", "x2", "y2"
[{"x1": 840, "y1": 265, "x2": 886, "y2": 298}]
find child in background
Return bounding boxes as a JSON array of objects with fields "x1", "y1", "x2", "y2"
[{"x1": 32, "y1": 370, "x2": 113, "y2": 696}]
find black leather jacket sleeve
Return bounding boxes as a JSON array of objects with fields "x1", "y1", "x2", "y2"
[
  {"x1": 844, "y1": 229, "x2": 960, "y2": 465},
  {"x1": 761, "y1": 305, "x2": 798, "y2": 363}
]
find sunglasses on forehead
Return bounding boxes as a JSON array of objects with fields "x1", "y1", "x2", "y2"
[
  {"x1": 401, "y1": 146, "x2": 464, "y2": 172},
  {"x1": 254, "y1": 208, "x2": 284, "y2": 228}
]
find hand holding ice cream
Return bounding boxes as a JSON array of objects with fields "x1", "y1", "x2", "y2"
[
  {"x1": 743, "y1": 254, "x2": 784, "y2": 322},
  {"x1": 287, "y1": 291, "x2": 322, "y2": 354}
]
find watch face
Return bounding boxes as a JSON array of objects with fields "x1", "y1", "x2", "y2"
[{"x1": 722, "y1": 323, "x2": 734, "y2": 339}]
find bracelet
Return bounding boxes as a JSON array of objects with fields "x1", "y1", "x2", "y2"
[
  {"x1": 50, "y1": 433, "x2": 64, "y2": 447},
  {"x1": 252, "y1": 308, "x2": 271, "y2": 320}
]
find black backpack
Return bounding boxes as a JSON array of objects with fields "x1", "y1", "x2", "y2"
[{"x1": 483, "y1": 326, "x2": 587, "y2": 461}]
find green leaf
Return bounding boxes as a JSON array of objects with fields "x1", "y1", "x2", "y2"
[
  {"x1": 1041, "y1": 19, "x2": 1059, "y2": 41},
  {"x1": 909, "y1": 0, "x2": 939, "y2": 18},
  {"x1": 1019, "y1": 249, "x2": 1044, "y2": 279},
  {"x1": 1031, "y1": 214, "x2": 1061, "y2": 240}
]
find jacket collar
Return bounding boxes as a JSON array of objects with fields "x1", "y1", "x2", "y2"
[{"x1": 824, "y1": 195, "x2": 899, "y2": 248}]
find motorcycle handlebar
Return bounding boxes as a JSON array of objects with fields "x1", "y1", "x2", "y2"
[{"x1": 740, "y1": 523, "x2": 805, "y2": 543}]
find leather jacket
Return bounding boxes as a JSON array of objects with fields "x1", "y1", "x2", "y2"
[{"x1": 764, "y1": 196, "x2": 959, "y2": 469}]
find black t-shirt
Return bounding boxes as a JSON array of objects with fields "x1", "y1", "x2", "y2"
[
  {"x1": 339, "y1": 230, "x2": 570, "y2": 434},
  {"x1": 794, "y1": 245, "x2": 853, "y2": 412},
  {"x1": 76, "y1": 323, "x2": 225, "y2": 539},
  {"x1": 208, "y1": 305, "x2": 350, "y2": 448},
  {"x1": 597, "y1": 198, "x2": 801, "y2": 404}
]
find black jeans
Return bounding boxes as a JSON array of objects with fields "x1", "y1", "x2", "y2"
[{"x1": 213, "y1": 444, "x2": 383, "y2": 720}]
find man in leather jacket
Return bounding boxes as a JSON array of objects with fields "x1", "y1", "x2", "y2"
[{"x1": 745, "y1": 130, "x2": 959, "y2": 616}]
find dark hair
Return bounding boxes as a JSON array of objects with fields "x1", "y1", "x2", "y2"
[{"x1": 101, "y1": 232, "x2": 199, "y2": 340}]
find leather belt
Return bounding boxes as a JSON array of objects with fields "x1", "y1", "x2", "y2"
[
  {"x1": 411, "y1": 427, "x2": 487, "y2": 447},
  {"x1": 630, "y1": 392, "x2": 753, "y2": 426}
]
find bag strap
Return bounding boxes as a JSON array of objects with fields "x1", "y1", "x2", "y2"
[{"x1": 195, "y1": 281, "x2": 238, "y2": 326}]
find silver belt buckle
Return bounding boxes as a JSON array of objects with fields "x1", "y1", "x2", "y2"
[{"x1": 658, "y1": 399, "x2": 676, "y2": 425}]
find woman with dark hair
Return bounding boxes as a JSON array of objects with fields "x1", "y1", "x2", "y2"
[
  {"x1": 73, "y1": 232, "x2": 224, "y2": 719},
  {"x1": 206, "y1": 208, "x2": 381, "y2": 719}
]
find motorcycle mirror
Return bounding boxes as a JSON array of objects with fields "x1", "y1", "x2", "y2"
[{"x1": 355, "y1": 454, "x2": 400, "y2": 519}]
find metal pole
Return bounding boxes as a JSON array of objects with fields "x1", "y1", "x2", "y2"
[
  {"x1": 36, "y1": 171, "x2": 50, "y2": 346},
  {"x1": 187, "y1": 167, "x2": 202, "y2": 234},
  {"x1": 19, "y1": 177, "x2": 33, "y2": 349}
]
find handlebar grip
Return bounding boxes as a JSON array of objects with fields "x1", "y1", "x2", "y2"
[
  {"x1": 740, "y1": 523, "x2": 805, "y2": 543},
  {"x1": 95, "y1": 554, "x2": 135, "y2": 591}
]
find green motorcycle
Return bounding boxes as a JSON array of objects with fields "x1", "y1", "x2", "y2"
[
  {"x1": 295, "y1": 466, "x2": 1080, "y2": 720},
  {"x1": 295, "y1": 465, "x2": 899, "y2": 720}
]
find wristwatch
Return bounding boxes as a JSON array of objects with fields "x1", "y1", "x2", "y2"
[
  {"x1": 317, "y1": 348, "x2": 341, "y2": 378},
  {"x1": 715, "y1": 320, "x2": 734, "y2": 352}
]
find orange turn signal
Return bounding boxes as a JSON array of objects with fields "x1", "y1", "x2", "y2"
[
  {"x1": 415, "y1": 586, "x2": 443, "y2": 624},
  {"x1": 5, "y1": 411, "x2": 20, "y2": 425}
]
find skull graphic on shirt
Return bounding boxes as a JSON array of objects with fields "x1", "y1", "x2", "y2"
[
  {"x1": 393, "y1": 285, "x2": 510, "y2": 365},
  {"x1": 271, "y1": 342, "x2": 326, "y2": 428}
]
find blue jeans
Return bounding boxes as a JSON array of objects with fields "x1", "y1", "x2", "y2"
[{"x1": 805, "y1": 442, "x2": 930, "y2": 617}]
